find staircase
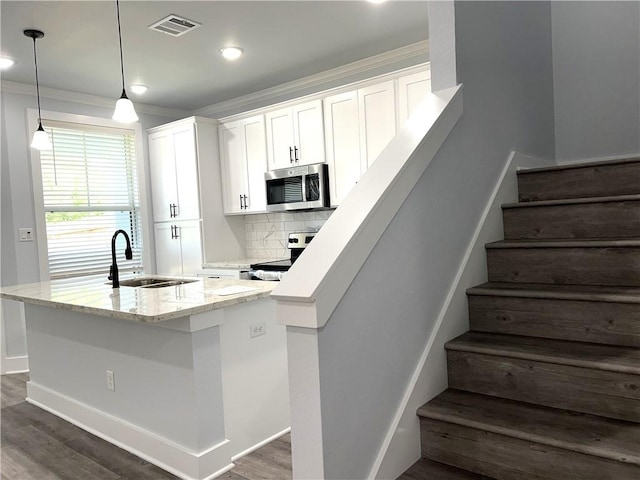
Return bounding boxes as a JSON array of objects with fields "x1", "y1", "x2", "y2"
[{"x1": 400, "y1": 158, "x2": 640, "y2": 479}]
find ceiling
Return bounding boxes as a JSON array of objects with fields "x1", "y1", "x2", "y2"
[{"x1": 0, "y1": 1, "x2": 429, "y2": 112}]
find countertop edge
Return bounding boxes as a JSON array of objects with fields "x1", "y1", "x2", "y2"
[{"x1": 1, "y1": 289, "x2": 275, "y2": 323}]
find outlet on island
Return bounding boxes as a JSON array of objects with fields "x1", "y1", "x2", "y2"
[
  {"x1": 249, "y1": 321, "x2": 266, "y2": 338},
  {"x1": 106, "y1": 370, "x2": 115, "y2": 391}
]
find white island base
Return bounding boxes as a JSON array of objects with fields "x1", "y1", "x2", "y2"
[{"x1": 21, "y1": 294, "x2": 289, "y2": 480}]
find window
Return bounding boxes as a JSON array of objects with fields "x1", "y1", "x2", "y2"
[{"x1": 36, "y1": 120, "x2": 144, "y2": 280}]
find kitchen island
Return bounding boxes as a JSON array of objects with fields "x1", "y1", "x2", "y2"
[{"x1": 0, "y1": 277, "x2": 290, "y2": 480}]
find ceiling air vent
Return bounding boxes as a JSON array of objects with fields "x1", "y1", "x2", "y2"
[{"x1": 148, "y1": 14, "x2": 201, "y2": 37}]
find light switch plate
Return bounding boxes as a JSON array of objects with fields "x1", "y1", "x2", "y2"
[{"x1": 19, "y1": 228, "x2": 34, "y2": 242}]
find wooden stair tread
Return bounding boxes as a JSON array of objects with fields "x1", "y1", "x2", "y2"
[
  {"x1": 486, "y1": 238, "x2": 640, "y2": 249},
  {"x1": 502, "y1": 193, "x2": 640, "y2": 209},
  {"x1": 467, "y1": 282, "x2": 640, "y2": 303},
  {"x1": 517, "y1": 157, "x2": 640, "y2": 175},
  {"x1": 445, "y1": 332, "x2": 640, "y2": 375},
  {"x1": 398, "y1": 458, "x2": 494, "y2": 480},
  {"x1": 418, "y1": 389, "x2": 640, "y2": 466}
]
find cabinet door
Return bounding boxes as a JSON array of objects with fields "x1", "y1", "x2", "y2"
[
  {"x1": 148, "y1": 132, "x2": 178, "y2": 222},
  {"x1": 154, "y1": 223, "x2": 181, "y2": 275},
  {"x1": 358, "y1": 81, "x2": 396, "y2": 171},
  {"x1": 265, "y1": 107, "x2": 295, "y2": 170},
  {"x1": 397, "y1": 70, "x2": 432, "y2": 126},
  {"x1": 176, "y1": 221, "x2": 203, "y2": 275},
  {"x1": 292, "y1": 99, "x2": 325, "y2": 166},
  {"x1": 173, "y1": 125, "x2": 201, "y2": 220},
  {"x1": 243, "y1": 116, "x2": 268, "y2": 213},
  {"x1": 323, "y1": 91, "x2": 361, "y2": 206},
  {"x1": 219, "y1": 121, "x2": 249, "y2": 214}
]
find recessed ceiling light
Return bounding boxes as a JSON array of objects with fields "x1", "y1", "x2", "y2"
[
  {"x1": 130, "y1": 84, "x2": 148, "y2": 95},
  {"x1": 367, "y1": 0, "x2": 387, "y2": 4},
  {"x1": 220, "y1": 46, "x2": 243, "y2": 61},
  {"x1": 0, "y1": 57, "x2": 15, "y2": 69}
]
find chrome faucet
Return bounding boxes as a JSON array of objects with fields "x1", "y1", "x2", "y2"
[{"x1": 109, "y1": 229, "x2": 133, "y2": 289}]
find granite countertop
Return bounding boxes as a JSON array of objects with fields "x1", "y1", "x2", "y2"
[
  {"x1": 202, "y1": 258, "x2": 287, "y2": 270},
  {"x1": 0, "y1": 276, "x2": 277, "y2": 324}
]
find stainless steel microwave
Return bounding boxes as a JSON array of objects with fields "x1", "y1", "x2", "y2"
[{"x1": 265, "y1": 163, "x2": 330, "y2": 212}]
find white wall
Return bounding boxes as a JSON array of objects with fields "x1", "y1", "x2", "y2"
[
  {"x1": 0, "y1": 89, "x2": 177, "y2": 372},
  {"x1": 309, "y1": 2, "x2": 555, "y2": 478},
  {"x1": 552, "y1": 1, "x2": 640, "y2": 163}
]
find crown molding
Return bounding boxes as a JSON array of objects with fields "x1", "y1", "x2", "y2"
[
  {"x1": 193, "y1": 40, "x2": 430, "y2": 118},
  {"x1": 1, "y1": 81, "x2": 188, "y2": 119}
]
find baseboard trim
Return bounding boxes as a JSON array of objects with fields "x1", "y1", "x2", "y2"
[
  {"x1": 26, "y1": 382, "x2": 234, "y2": 480},
  {"x1": 231, "y1": 427, "x2": 291, "y2": 462},
  {"x1": 1, "y1": 355, "x2": 29, "y2": 374},
  {"x1": 370, "y1": 151, "x2": 555, "y2": 479}
]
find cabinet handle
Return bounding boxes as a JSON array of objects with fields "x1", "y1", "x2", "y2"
[
  {"x1": 243, "y1": 194, "x2": 248, "y2": 209},
  {"x1": 170, "y1": 225, "x2": 175, "y2": 239},
  {"x1": 174, "y1": 225, "x2": 179, "y2": 239},
  {"x1": 289, "y1": 147, "x2": 294, "y2": 163},
  {"x1": 169, "y1": 203, "x2": 179, "y2": 218},
  {"x1": 239, "y1": 194, "x2": 244, "y2": 210},
  {"x1": 294, "y1": 146, "x2": 299, "y2": 163}
]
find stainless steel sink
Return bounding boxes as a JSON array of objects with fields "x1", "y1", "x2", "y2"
[{"x1": 117, "y1": 278, "x2": 198, "y2": 288}]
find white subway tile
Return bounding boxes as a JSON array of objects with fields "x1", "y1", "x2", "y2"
[{"x1": 285, "y1": 221, "x2": 306, "y2": 231}]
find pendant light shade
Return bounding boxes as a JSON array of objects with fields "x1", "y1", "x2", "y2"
[
  {"x1": 112, "y1": 0, "x2": 138, "y2": 123},
  {"x1": 31, "y1": 123, "x2": 52, "y2": 150},
  {"x1": 24, "y1": 29, "x2": 51, "y2": 151},
  {"x1": 113, "y1": 89, "x2": 138, "y2": 123}
]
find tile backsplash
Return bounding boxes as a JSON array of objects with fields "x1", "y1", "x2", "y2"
[{"x1": 245, "y1": 210, "x2": 334, "y2": 259}]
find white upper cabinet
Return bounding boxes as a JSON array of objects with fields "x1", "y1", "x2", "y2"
[
  {"x1": 358, "y1": 80, "x2": 396, "y2": 171},
  {"x1": 218, "y1": 65, "x2": 430, "y2": 209},
  {"x1": 397, "y1": 69, "x2": 432, "y2": 126},
  {"x1": 219, "y1": 115, "x2": 268, "y2": 214},
  {"x1": 266, "y1": 99, "x2": 325, "y2": 170},
  {"x1": 323, "y1": 90, "x2": 361, "y2": 207},
  {"x1": 148, "y1": 124, "x2": 200, "y2": 222},
  {"x1": 292, "y1": 100, "x2": 325, "y2": 166}
]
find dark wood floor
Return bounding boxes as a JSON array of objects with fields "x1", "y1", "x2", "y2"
[{"x1": 1, "y1": 374, "x2": 292, "y2": 480}]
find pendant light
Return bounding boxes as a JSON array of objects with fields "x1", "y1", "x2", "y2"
[
  {"x1": 24, "y1": 29, "x2": 51, "y2": 151},
  {"x1": 112, "y1": 0, "x2": 138, "y2": 123}
]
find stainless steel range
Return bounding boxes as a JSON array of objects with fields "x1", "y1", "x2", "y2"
[{"x1": 249, "y1": 232, "x2": 316, "y2": 280}]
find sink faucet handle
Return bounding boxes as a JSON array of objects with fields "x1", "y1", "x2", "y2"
[{"x1": 108, "y1": 264, "x2": 114, "y2": 281}]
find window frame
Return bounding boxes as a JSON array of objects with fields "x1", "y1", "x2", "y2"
[{"x1": 28, "y1": 108, "x2": 152, "y2": 281}]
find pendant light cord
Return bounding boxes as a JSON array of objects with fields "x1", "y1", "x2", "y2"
[
  {"x1": 116, "y1": 0, "x2": 126, "y2": 91},
  {"x1": 31, "y1": 36, "x2": 43, "y2": 123}
]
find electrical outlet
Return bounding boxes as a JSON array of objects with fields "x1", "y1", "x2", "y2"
[
  {"x1": 249, "y1": 321, "x2": 266, "y2": 338},
  {"x1": 19, "y1": 228, "x2": 34, "y2": 242},
  {"x1": 106, "y1": 370, "x2": 115, "y2": 391}
]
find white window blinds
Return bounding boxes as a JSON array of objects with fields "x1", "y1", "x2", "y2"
[{"x1": 39, "y1": 121, "x2": 143, "y2": 279}]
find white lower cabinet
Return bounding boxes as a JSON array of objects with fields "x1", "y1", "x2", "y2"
[
  {"x1": 219, "y1": 116, "x2": 268, "y2": 214},
  {"x1": 154, "y1": 221, "x2": 203, "y2": 276},
  {"x1": 195, "y1": 268, "x2": 245, "y2": 280}
]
